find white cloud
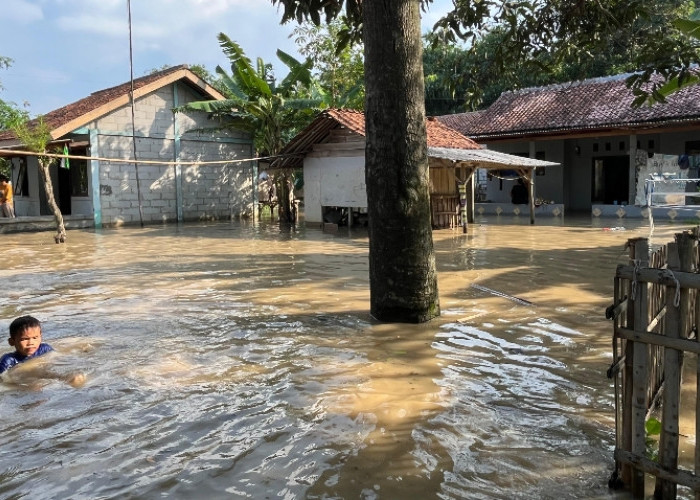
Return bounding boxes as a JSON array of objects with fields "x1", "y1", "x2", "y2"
[
  {"x1": 5, "y1": 0, "x2": 43, "y2": 24},
  {"x1": 55, "y1": 14, "x2": 128, "y2": 37},
  {"x1": 188, "y1": 0, "x2": 267, "y2": 18},
  {"x1": 0, "y1": 0, "x2": 452, "y2": 115}
]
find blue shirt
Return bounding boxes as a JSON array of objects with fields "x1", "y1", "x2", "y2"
[{"x1": 0, "y1": 343, "x2": 54, "y2": 374}]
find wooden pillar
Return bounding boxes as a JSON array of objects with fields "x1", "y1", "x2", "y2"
[
  {"x1": 696, "y1": 264, "x2": 700, "y2": 500},
  {"x1": 528, "y1": 143, "x2": 536, "y2": 225},
  {"x1": 524, "y1": 169, "x2": 535, "y2": 225},
  {"x1": 458, "y1": 181, "x2": 468, "y2": 233},
  {"x1": 466, "y1": 168, "x2": 475, "y2": 224},
  {"x1": 628, "y1": 134, "x2": 637, "y2": 205}
]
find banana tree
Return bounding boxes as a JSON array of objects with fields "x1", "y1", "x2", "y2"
[{"x1": 181, "y1": 33, "x2": 321, "y2": 222}]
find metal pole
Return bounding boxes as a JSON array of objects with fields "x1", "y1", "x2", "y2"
[{"x1": 127, "y1": 0, "x2": 145, "y2": 227}]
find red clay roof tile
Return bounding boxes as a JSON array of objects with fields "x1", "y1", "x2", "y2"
[
  {"x1": 439, "y1": 74, "x2": 700, "y2": 140},
  {"x1": 0, "y1": 65, "x2": 217, "y2": 142}
]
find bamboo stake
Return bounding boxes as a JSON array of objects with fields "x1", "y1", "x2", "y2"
[
  {"x1": 611, "y1": 274, "x2": 624, "y2": 487},
  {"x1": 629, "y1": 238, "x2": 650, "y2": 497},
  {"x1": 696, "y1": 276, "x2": 700, "y2": 500},
  {"x1": 656, "y1": 242, "x2": 682, "y2": 499}
]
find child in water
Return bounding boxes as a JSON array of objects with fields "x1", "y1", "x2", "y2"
[{"x1": 0, "y1": 315, "x2": 85, "y2": 387}]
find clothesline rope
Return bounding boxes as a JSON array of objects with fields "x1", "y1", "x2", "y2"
[
  {"x1": 0, "y1": 149, "x2": 297, "y2": 167},
  {"x1": 661, "y1": 268, "x2": 682, "y2": 308}
]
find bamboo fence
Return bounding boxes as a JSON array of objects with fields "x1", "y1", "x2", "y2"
[{"x1": 608, "y1": 227, "x2": 700, "y2": 499}]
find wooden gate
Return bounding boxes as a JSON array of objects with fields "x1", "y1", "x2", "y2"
[{"x1": 608, "y1": 227, "x2": 700, "y2": 498}]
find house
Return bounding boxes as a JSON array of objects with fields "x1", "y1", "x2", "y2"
[
  {"x1": 0, "y1": 65, "x2": 255, "y2": 228},
  {"x1": 270, "y1": 108, "x2": 558, "y2": 228},
  {"x1": 439, "y1": 73, "x2": 700, "y2": 219}
]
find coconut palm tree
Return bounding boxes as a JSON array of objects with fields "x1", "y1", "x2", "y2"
[{"x1": 182, "y1": 33, "x2": 320, "y2": 222}]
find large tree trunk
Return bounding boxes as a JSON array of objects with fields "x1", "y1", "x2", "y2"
[
  {"x1": 38, "y1": 158, "x2": 66, "y2": 243},
  {"x1": 363, "y1": 0, "x2": 440, "y2": 322}
]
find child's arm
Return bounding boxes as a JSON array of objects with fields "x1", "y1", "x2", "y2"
[{"x1": 1, "y1": 355, "x2": 86, "y2": 388}]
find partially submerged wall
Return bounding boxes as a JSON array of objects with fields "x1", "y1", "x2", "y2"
[{"x1": 89, "y1": 83, "x2": 254, "y2": 226}]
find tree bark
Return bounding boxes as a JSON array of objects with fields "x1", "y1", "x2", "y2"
[
  {"x1": 363, "y1": 0, "x2": 440, "y2": 323},
  {"x1": 38, "y1": 158, "x2": 66, "y2": 243},
  {"x1": 276, "y1": 170, "x2": 295, "y2": 223}
]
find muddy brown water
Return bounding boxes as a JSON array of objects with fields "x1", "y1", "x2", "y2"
[{"x1": 0, "y1": 215, "x2": 694, "y2": 499}]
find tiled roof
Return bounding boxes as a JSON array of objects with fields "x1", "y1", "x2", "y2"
[
  {"x1": 0, "y1": 65, "x2": 223, "y2": 143},
  {"x1": 438, "y1": 74, "x2": 700, "y2": 140},
  {"x1": 273, "y1": 108, "x2": 481, "y2": 168},
  {"x1": 325, "y1": 108, "x2": 480, "y2": 149},
  {"x1": 426, "y1": 116, "x2": 481, "y2": 149},
  {"x1": 438, "y1": 110, "x2": 486, "y2": 136}
]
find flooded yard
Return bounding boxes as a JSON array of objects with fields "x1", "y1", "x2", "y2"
[{"x1": 0, "y1": 215, "x2": 693, "y2": 499}]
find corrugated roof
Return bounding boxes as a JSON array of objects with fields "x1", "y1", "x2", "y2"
[
  {"x1": 0, "y1": 65, "x2": 224, "y2": 143},
  {"x1": 438, "y1": 73, "x2": 700, "y2": 140},
  {"x1": 428, "y1": 147, "x2": 558, "y2": 168}
]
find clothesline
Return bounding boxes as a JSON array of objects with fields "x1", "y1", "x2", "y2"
[{"x1": 0, "y1": 149, "x2": 299, "y2": 167}]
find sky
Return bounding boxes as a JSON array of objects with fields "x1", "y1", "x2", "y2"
[{"x1": 1, "y1": 0, "x2": 454, "y2": 116}]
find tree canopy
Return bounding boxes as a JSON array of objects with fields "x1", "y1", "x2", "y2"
[
  {"x1": 292, "y1": 20, "x2": 364, "y2": 109},
  {"x1": 275, "y1": 1, "x2": 700, "y2": 109},
  {"x1": 182, "y1": 33, "x2": 318, "y2": 157}
]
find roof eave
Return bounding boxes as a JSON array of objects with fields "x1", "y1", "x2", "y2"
[
  {"x1": 470, "y1": 117, "x2": 700, "y2": 142},
  {"x1": 51, "y1": 68, "x2": 225, "y2": 140}
]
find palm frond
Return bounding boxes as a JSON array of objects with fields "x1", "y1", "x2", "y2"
[
  {"x1": 218, "y1": 32, "x2": 271, "y2": 99},
  {"x1": 277, "y1": 49, "x2": 314, "y2": 92},
  {"x1": 217, "y1": 33, "x2": 253, "y2": 72},
  {"x1": 178, "y1": 98, "x2": 237, "y2": 114},
  {"x1": 215, "y1": 65, "x2": 247, "y2": 100}
]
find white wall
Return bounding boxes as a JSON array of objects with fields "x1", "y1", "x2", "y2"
[{"x1": 304, "y1": 154, "x2": 365, "y2": 223}]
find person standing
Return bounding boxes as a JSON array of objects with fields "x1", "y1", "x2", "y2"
[
  {"x1": 0, "y1": 174, "x2": 15, "y2": 217},
  {"x1": 510, "y1": 178, "x2": 529, "y2": 205}
]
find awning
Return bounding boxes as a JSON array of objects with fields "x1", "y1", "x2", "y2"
[{"x1": 428, "y1": 147, "x2": 560, "y2": 169}]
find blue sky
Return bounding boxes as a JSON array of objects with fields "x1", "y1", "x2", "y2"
[{"x1": 1, "y1": 0, "x2": 453, "y2": 116}]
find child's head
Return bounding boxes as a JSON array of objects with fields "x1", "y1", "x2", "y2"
[
  {"x1": 0, "y1": 175, "x2": 8, "y2": 185},
  {"x1": 8, "y1": 316, "x2": 42, "y2": 357}
]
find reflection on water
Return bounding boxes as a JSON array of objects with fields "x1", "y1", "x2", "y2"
[{"x1": 0, "y1": 216, "x2": 691, "y2": 498}]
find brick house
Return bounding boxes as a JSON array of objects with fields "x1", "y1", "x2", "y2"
[{"x1": 0, "y1": 65, "x2": 255, "y2": 227}]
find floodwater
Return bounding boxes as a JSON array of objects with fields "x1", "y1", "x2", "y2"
[{"x1": 0, "y1": 215, "x2": 694, "y2": 499}]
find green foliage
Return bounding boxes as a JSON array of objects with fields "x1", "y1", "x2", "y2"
[
  {"x1": 0, "y1": 57, "x2": 29, "y2": 132},
  {"x1": 628, "y1": 6, "x2": 700, "y2": 105},
  {"x1": 180, "y1": 33, "x2": 321, "y2": 156},
  {"x1": 0, "y1": 99, "x2": 29, "y2": 132},
  {"x1": 646, "y1": 417, "x2": 662, "y2": 461},
  {"x1": 422, "y1": 2, "x2": 700, "y2": 111},
  {"x1": 292, "y1": 20, "x2": 365, "y2": 109},
  {"x1": 272, "y1": 1, "x2": 700, "y2": 111},
  {"x1": 12, "y1": 115, "x2": 52, "y2": 153}
]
